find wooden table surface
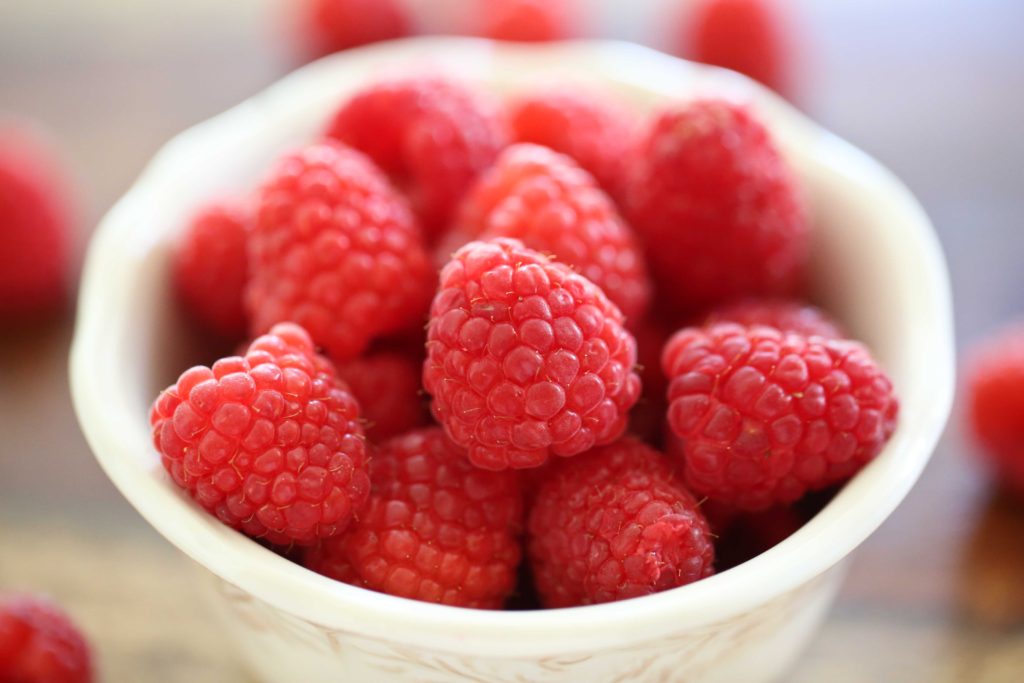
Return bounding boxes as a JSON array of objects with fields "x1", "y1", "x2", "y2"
[{"x1": 3, "y1": 2, "x2": 1024, "y2": 681}]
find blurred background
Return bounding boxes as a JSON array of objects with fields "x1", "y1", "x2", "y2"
[{"x1": 2, "y1": 0, "x2": 1023, "y2": 680}]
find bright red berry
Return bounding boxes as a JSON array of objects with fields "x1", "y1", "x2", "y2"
[
  {"x1": 326, "y1": 77, "x2": 508, "y2": 239},
  {"x1": 150, "y1": 323, "x2": 371, "y2": 545},
  {"x1": 334, "y1": 350, "x2": 427, "y2": 441},
  {"x1": 685, "y1": 0, "x2": 793, "y2": 96},
  {"x1": 528, "y1": 437, "x2": 714, "y2": 607},
  {"x1": 454, "y1": 143, "x2": 651, "y2": 321},
  {"x1": 663, "y1": 323, "x2": 898, "y2": 510},
  {"x1": 703, "y1": 298, "x2": 844, "y2": 339},
  {"x1": 966, "y1": 326, "x2": 1024, "y2": 495},
  {"x1": 174, "y1": 200, "x2": 250, "y2": 340},
  {"x1": 297, "y1": 0, "x2": 411, "y2": 60},
  {"x1": 626, "y1": 99, "x2": 809, "y2": 312},
  {"x1": 508, "y1": 89, "x2": 635, "y2": 202},
  {"x1": 474, "y1": 0, "x2": 574, "y2": 42},
  {"x1": 0, "y1": 594, "x2": 92, "y2": 683},
  {"x1": 0, "y1": 126, "x2": 72, "y2": 320},
  {"x1": 246, "y1": 141, "x2": 433, "y2": 361},
  {"x1": 305, "y1": 427, "x2": 523, "y2": 608},
  {"x1": 424, "y1": 238, "x2": 642, "y2": 470}
]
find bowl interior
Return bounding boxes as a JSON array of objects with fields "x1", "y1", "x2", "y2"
[{"x1": 70, "y1": 38, "x2": 954, "y2": 656}]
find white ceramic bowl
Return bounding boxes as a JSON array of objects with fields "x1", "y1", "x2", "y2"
[{"x1": 71, "y1": 38, "x2": 954, "y2": 683}]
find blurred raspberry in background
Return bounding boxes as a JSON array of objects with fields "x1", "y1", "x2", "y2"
[
  {"x1": 679, "y1": 0, "x2": 794, "y2": 96},
  {"x1": 0, "y1": 124, "x2": 74, "y2": 323},
  {"x1": 0, "y1": 593, "x2": 93, "y2": 683},
  {"x1": 474, "y1": 0, "x2": 576, "y2": 42},
  {"x1": 288, "y1": 0, "x2": 800, "y2": 101},
  {"x1": 297, "y1": 0, "x2": 412, "y2": 59},
  {"x1": 966, "y1": 326, "x2": 1024, "y2": 497}
]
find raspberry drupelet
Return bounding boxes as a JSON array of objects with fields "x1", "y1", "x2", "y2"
[
  {"x1": 508, "y1": 89, "x2": 634, "y2": 203},
  {"x1": 0, "y1": 593, "x2": 93, "y2": 683},
  {"x1": 626, "y1": 99, "x2": 809, "y2": 312},
  {"x1": 326, "y1": 77, "x2": 508, "y2": 239},
  {"x1": 150, "y1": 323, "x2": 371, "y2": 545},
  {"x1": 454, "y1": 143, "x2": 651, "y2": 321},
  {"x1": 246, "y1": 141, "x2": 433, "y2": 361},
  {"x1": 423, "y1": 238, "x2": 642, "y2": 470},
  {"x1": 305, "y1": 427, "x2": 524, "y2": 608},
  {"x1": 528, "y1": 437, "x2": 715, "y2": 607},
  {"x1": 174, "y1": 199, "x2": 251, "y2": 341},
  {"x1": 663, "y1": 323, "x2": 898, "y2": 510}
]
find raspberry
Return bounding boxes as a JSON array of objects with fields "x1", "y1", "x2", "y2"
[
  {"x1": 967, "y1": 327, "x2": 1024, "y2": 495},
  {"x1": 334, "y1": 350, "x2": 427, "y2": 441},
  {"x1": 527, "y1": 437, "x2": 714, "y2": 607},
  {"x1": 304, "y1": 427, "x2": 523, "y2": 608},
  {"x1": 663, "y1": 323, "x2": 898, "y2": 510},
  {"x1": 626, "y1": 99, "x2": 809, "y2": 312},
  {"x1": 424, "y1": 238, "x2": 641, "y2": 470},
  {"x1": 454, "y1": 143, "x2": 651, "y2": 320},
  {"x1": 0, "y1": 594, "x2": 92, "y2": 683},
  {"x1": 475, "y1": 0, "x2": 574, "y2": 43},
  {"x1": 0, "y1": 126, "x2": 71, "y2": 320},
  {"x1": 246, "y1": 141, "x2": 433, "y2": 360},
  {"x1": 326, "y1": 77, "x2": 508, "y2": 239},
  {"x1": 715, "y1": 505, "x2": 804, "y2": 570},
  {"x1": 297, "y1": 0, "x2": 411, "y2": 60},
  {"x1": 150, "y1": 323, "x2": 370, "y2": 545},
  {"x1": 684, "y1": 0, "x2": 792, "y2": 95},
  {"x1": 508, "y1": 89, "x2": 634, "y2": 202},
  {"x1": 703, "y1": 298, "x2": 844, "y2": 339},
  {"x1": 174, "y1": 200, "x2": 250, "y2": 340}
]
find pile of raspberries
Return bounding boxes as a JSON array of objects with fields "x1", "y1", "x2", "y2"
[{"x1": 153, "y1": 75, "x2": 899, "y2": 610}]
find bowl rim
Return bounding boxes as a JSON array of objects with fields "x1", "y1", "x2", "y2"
[{"x1": 70, "y1": 37, "x2": 955, "y2": 655}]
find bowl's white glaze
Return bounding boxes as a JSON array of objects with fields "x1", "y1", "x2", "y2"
[{"x1": 70, "y1": 38, "x2": 954, "y2": 683}]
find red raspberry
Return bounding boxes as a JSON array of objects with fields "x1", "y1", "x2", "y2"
[
  {"x1": 715, "y1": 505, "x2": 804, "y2": 570},
  {"x1": 173, "y1": 200, "x2": 250, "y2": 340},
  {"x1": 454, "y1": 143, "x2": 651, "y2": 320},
  {"x1": 527, "y1": 437, "x2": 714, "y2": 607},
  {"x1": 304, "y1": 428, "x2": 523, "y2": 608},
  {"x1": 703, "y1": 298, "x2": 845, "y2": 339},
  {"x1": 297, "y1": 0, "x2": 411, "y2": 60},
  {"x1": 0, "y1": 594, "x2": 92, "y2": 683},
  {"x1": 246, "y1": 141, "x2": 433, "y2": 361},
  {"x1": 334, "y1": 350, "x2": 427, "y2": 441},
  {"x1": 0, "y1": 126, "x2": 72, "y2": 320},
  {"x1": 626, "y1": 99, "x2": 809, "y2": 312},
  {"x1": 326, "y1": 77, "x2": 508, "y2": 239},
  {"x1": 684, "y1": 0, "x2": 792, "y2": 96},
  {"x1": 474, "y1": 0, "x2": 575, "y2": 42},
  {"x1": 966, "y1": 327, "x2": 1024, "y2": 495},
  {"x1": 663, "y1": 323, "x2": 898, "y2": 510},
  {"x1": 508, "y1": 89, "x2": 635, "y2": 202},
  {"x1": 150, "y1": 323, "x2": 370, "y2": 545},
  {"x1": 424, "y1": 238, "x2": 641, "y2": 470}
]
